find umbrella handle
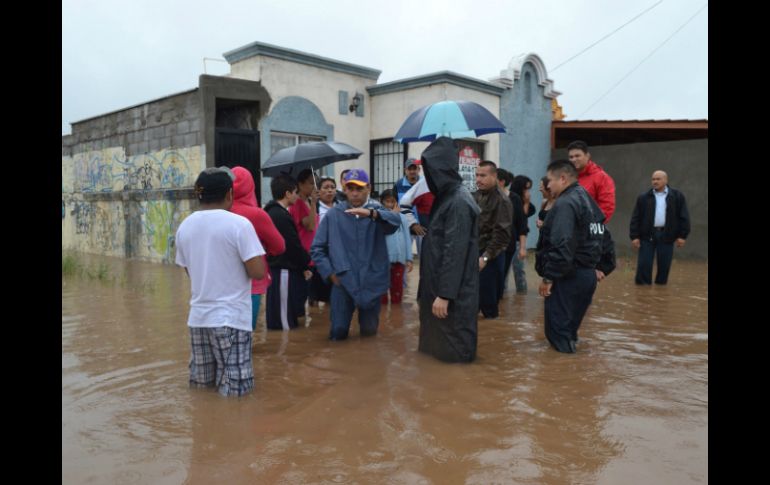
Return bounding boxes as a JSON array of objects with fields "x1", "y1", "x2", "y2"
[{"x1": 312, "y1": 166, "x2": 318, "y2": 190}]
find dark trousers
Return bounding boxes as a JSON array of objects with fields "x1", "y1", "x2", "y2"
[
  {"x1": 544, "y1": 268, "x2": 597, "y2": 353},
  {"x1": 479, "y1": 252, "x2": 506, "y2": 318},
  {"x1": 635, "y1": 230, "x2": 675, "y2": 285},
  {"x1": 265, "y1": 268, "x2": 305, "y2": 330},
  {"x1": 500, "y1": 250, "x2": 514, "y2": 298},
  {"x1": 329, "y1": 285, "x2": 381, "y2": 340},
  {"x1": 382, "y1": 263, "x2": 406, "y2": 304},
  {"x1": 309, "y1": 266, "x2": 332, "y2": 302},
  {"x1": 297, "y1": 271, "x2": 308, "y2": 317}
]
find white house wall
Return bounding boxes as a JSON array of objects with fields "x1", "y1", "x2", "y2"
[
  {"x1": 369, "y1": 84, "x2": 501, "y2": 162},
  {"x1": 230, "y1": 55, "x2": 376, "y2": 180}
]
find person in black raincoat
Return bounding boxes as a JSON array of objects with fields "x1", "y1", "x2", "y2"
[{"x1": 417, "y1": 137, "x2": 480, "y2": 363}]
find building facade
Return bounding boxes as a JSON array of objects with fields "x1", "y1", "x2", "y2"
[{"x1": 64, "y1": 41, "x2": 666, "y2": 263}]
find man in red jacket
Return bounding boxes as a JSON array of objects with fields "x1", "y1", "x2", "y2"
[{"x1": 567, "y1": 140, "x2": 616, "y2": 222}]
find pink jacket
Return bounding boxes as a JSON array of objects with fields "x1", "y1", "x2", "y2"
[{"x1": 230, "y1": 166, "x2": 285, "y2": 294}]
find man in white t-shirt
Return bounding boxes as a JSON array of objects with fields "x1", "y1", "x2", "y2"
[{"x1": 175, "y1": 167, "x2": 266, "y2": 397}]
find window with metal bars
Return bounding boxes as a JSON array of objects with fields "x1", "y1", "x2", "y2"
[{"x1": 369, "y1": 139, "x2": 407, "y2": 198}]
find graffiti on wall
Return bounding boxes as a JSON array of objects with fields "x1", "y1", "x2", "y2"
[
  {"x1": 70, "y1": 147, "x2": 200, "y2": 193},
  {"x1": 115, "y1": 149, "x2": 195, "y2": 191},
  {"x1": 70, "y1": 201, "x2": 95, "y2": 234},
  {"x1": 93, "y1": 204, "x2": 122, "y2": 253},
  {"x1": 65, "y1": 199, "x2": 122, "y2": 253},
  {"x1": 141, "y1": 201, "x2": 191, "y2": 263},
  {"x1": 73, "y1": 152, "x2": 114, "y2": 192},
  {"x1": 64, "y1": 144, "x2": 201, "y2": 263}
]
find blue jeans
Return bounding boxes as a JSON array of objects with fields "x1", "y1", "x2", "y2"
[
  {"x1": 511, "y1": 242, "x2": 527, "y2": 292},
  {"x1": 635, "y1": 230, "x2": 675, "y2": 285},
  {"x1": 329, "y1": 284, "x2": 381, "y2": 340}
]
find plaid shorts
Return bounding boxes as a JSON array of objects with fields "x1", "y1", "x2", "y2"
[{"x1": 189, "y1": 327, "x2": 254, "y2": 397}]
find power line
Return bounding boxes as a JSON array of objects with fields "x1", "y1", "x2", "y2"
[
  {"x1": 551, "y1": 0, "x2": 665, "y2": 73},
  {"x1": 578, "y1": 2, "x2": 708, "y2": 119}
]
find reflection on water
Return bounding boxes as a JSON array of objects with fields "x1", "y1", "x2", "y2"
[{"x1": 62, "y1": 254, "x2": 707, "y2": 484}]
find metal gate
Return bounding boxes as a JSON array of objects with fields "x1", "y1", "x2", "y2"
[{"x1": 215, "y1": 127, "x2": 261, "y2": 202}]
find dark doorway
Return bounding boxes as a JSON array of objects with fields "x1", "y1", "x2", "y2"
[{"x1": 214, "y1": 98, "x2": 261, "y2": 203}]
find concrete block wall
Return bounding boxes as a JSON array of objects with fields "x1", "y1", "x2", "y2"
[
  {"x1": 62, "y1": 90, "x2": 206, "y2": 264},
  {"x1": 65, "y1": 90, "x2": 203, "y2": 158}
]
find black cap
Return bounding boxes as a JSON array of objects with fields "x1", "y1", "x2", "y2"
[{"x1": 194, "y1": 167, "x2": 235, "y2": 202}]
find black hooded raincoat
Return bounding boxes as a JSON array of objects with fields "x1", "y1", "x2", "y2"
[{"x1": 417, "y1": 137, "x2": 480, "y2": 363}]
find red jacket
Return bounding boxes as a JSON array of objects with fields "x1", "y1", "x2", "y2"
[
  {"x1": 578, "y1": 160, "x2": 615, "y2": 222},
  {"x1": 413, "y1": 191, "x2": 435, "y2": 215},
  {"x1": 231, "y1": 166, "x2": 286, "y2": 295}
]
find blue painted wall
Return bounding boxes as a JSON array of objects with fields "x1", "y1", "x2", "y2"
[
  {"x1": 259, "y1": 96, "x2": 334, "y2": 202},
  {"x1": 499, "y1": 63, "x2": 553, "y2": 248}
]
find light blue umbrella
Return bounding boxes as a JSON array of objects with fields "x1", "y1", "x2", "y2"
[{"x1": 394, "y1": 100, "x2": 506, "y2": 143}]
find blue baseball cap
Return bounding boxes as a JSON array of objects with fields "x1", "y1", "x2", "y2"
[{"x1": 343, "y1": 168, "x2": 369, "y2": 187}]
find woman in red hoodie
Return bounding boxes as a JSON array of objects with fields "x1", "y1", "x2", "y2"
[{"x1": 230, "y1": 166, "x2": 286, "y2": 330}]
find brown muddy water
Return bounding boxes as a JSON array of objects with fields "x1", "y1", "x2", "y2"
[{"x1": 62, "y1": 254, "x2": 707, "y2": 484}]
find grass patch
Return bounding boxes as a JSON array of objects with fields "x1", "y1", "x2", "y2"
[
  {"x1": 61, "y1": 254, "x2": 81, "y2": 276},
  {"x1": 62, "y1": 252, "x2": 155, "y2": 293}
]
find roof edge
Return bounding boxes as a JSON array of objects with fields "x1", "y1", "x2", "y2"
[
  {"x1": 367, "y1": 71, "x2": 504, "y2": 97},
  {"x1": 223, "y1": 41, "x2": 381, "y2": 80}
]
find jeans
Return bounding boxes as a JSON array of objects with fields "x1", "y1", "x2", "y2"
[
  {"x1": 511, "y1": 241, "x2": 527, "y2": 293},
  {"x1": 329, "y1": 284, "x2": 382, "y2": 340}
]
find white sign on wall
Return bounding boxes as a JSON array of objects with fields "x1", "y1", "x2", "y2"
[{"x1": 458, "y1": 145, "x2": 480, "y2": 192}]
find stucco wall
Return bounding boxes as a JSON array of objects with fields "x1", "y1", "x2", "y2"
[
  {"x1": 257, "y1": 96, "x2": 334, "y2": 200},
  {"x1": 552, "y1": 139, "x2": 708, "y2": 259},
  {"x1": 369, "y1": 84, "x2": 501, "y2": 164},
  {"x1": 230, "y1": 56, "x2": 375, "y2": 184},
  {"x1": 500, "y1": 62, "x2": 554, "y2": 247}
]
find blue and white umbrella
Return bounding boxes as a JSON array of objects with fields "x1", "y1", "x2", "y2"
[{"x1": 393, "y1": 100, "x2": 506, "y2": 143}]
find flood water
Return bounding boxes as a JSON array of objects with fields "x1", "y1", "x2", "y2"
[{"x1": 62, "y1": 254, "x2": 707, "y2": 484}]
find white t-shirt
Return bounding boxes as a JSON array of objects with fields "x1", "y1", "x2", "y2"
[
  {"x1": 175, "y1": 209, "x2": 264, "y2": 331},
  {"x1": 318, "y1": 200, "x2": 335, "y2": 223}
]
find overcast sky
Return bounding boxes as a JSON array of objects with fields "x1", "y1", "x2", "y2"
[{"x1": 62, "y1": 0, "x2": 708, "y2": 135}]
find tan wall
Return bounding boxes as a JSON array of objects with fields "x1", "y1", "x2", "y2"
[
  {"x1": 231, "y1": 56, "x2": 375, "y2": 174},
  {"x1": 369, "y1": 84, "x2": 501, "y2": 162}
]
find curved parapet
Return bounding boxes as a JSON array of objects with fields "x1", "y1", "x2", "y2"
[{"x1": 492, "y1": 53, "x2": 561, "y2": 99}]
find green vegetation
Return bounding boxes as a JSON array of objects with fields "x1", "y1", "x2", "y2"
[{"x1": 61, "y1": 252, "x2": 156, "y2": 293}]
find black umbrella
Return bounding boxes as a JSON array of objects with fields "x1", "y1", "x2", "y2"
[{"x1": 261, "y1": 141, "x2": 363, "y2": 178}]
